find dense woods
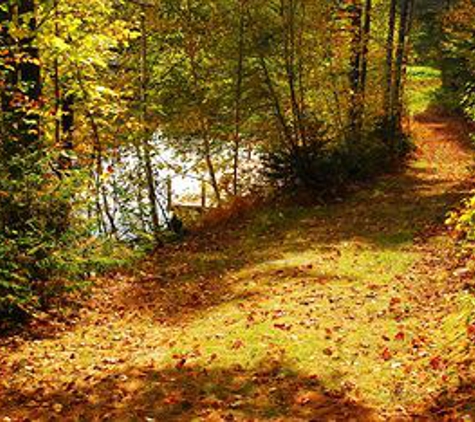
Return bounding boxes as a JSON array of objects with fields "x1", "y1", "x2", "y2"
[{"x1": 3, "y1": 0, "x2": 475, "y2": 419}]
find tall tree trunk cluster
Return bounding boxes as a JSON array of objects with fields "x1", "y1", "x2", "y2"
[
  {"x1": 256, "y1": 0, "x2": 313, "y2": 179},
  {"x1": 344, "y1": 0, "x2": 414, "y2": 142},
  {"x1": 347, "y1": 0, "x2": 372, "y2": 138},
  {"x1": 385, "y1": 0, "x2": 415, "y2": 140},
  {"x1": 53, "y1": 0, "x2": 75, "y2": 172},
  {"x1": 140, "y1": 8, "x2": 163, "y2": 246}
]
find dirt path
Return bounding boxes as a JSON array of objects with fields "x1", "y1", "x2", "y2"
[{"x1": 1, "y1": 110, "x2": 474, "y2": 421}]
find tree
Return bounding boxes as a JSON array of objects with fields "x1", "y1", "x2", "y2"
[
  {"x1": 0, "y1": 0, "x2": 43, "y2": 235},
  {"x1": 392, "y1": 0, "x2": 415, "y2": 128}
]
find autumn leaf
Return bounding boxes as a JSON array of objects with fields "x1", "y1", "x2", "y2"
[
  {"x1": 395, "y1": 331, "x2": 405, "y2": 341},
  {"x1": 274, "y1": 323, "x2": 292, "y2": 331},
  {"x1": 382, "y1": 347, "x2": 392, "y2": 361},
  {"x1": 232, "y1": 340, "x2": 245, "y2": 350}
]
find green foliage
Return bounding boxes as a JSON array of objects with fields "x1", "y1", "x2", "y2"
[
  {"x1": 441, "y1": 1, "x2": 475, "y2": 243},
  {"x1": 440, "y1": 0, "x2": 475, "y2": 115},
  {"x1": 446, "y1": 195, "x2": 475, "y2": 242},
  {"x1": 406, "y1": 66, "x2": 443, "y2": 115},
  {"x1": 0, "y1": 141, "x2": 69, "y2": 317},
  {"x1": 0, "y1": 226, "x2": 140, "y2": 320},
  {"x1": 263, "y1": 126, "x2": 411, "y2": 193}
]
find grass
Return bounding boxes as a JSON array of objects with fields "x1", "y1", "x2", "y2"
[
  {"x1": 1, "y1": 85, "x2": 474, "y2": 420},
  {"x1": 165, "y1": 244, "x2": 420, "y2": 403},
  {"x1": 407, "y1": 65, "x2": 443, "y2": 115}
]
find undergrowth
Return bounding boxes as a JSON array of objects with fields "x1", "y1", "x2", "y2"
[{"x1": 0, "y1": 233, "x2": 141, "y2": 325}]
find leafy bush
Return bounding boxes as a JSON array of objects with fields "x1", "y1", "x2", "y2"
[
  {"x1": 446, "y1": 195, "x2": 475, "y2": 242},
  {"x1": 0, "y1": 147, "x2": 138, "y2": 321},
  {"x1": 440, "y1": 3, "x2": 475, "y2": 244},
  {"x1": 0, "y1": 227, "x2": 139, "y2": 321},
  {"x1": 0, "y1": 151, "x2": 68, "y2": 319},
  {"x1": 262, "y1": 126, "x2": 411, "y2": 194}
]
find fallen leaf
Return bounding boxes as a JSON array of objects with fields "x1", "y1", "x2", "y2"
[{"x1": 382, "y1": 347, "x2": 392, "y2": 361}]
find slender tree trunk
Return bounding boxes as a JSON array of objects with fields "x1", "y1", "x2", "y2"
[
  {"x1": 0, "y1": 2, "x2": 15, "y2": 232},
  {"x1": 53, "y1": 0, "x2": 61, "y2": 148},
  {"x1": 233, "y1": 0, "x2": 245, "y2": 197},
  {"x1": 0, "y1": 2, "x2": 14, "y2": 126},
  {"x1": 61, "y1": 91, "x2": 74, "y2": 155},
  {"x1": 53, "y1": 0, "x2": 75, "y2": 171},
  {"x1": 140, "y1": 9, "x2": 162, "y2": 246},
  {"x1": 185, "y1": 9, "x2": 222, "y2": 206},
  {"x1": 296, "y1": 0, "x2": 307, "y2": 137},
  {"x1": 359, "y1": 0, "x2": 372, "y2": 117},
  {"x1": 348, "y1": 0, "x2": 363, "y2": 135},
  {"x1": 384, "y1": 0, "x2": 397, "y2": 132},
  {"x1": 75, "y1": 67, "x2": 117, "y2": 236},
  {"x1": 88, "y1": 108, "x2": 117, "y2": 236},
  {"x1": 282, "y1": 0, "x2": 306, "y2": 147},
  {"x1": 133, "y1": 143, "x2": 148, "y2": 232},
  {"x1": 18, "y1": 0, "x2": 41, "y2": 148},
  {"x1": 392, "y1": 0, "x2": 415, "y2": 129},
  {"x1": 259, "y1": 54, "x2": 295, "y2": 150},
  {"x1": 327, "y1": 13, "x2": 345, "y2": 132},
  {"x1": 203, "y1": 132, "x2": 221, "y2": 205}
]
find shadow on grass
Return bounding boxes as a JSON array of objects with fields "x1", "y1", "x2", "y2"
[
  {"x1": 0, "y1": 359, "x2": 377, "y2": 421},
  {"x1": 117, "y1": 155, "x2": 473, "y2": 325},
  {"x1": 0, "y1": 89, "x2": 469, "y2": 346},
  {"x1": 5, "y1": 107, "x2": 472, "y2": 359},
  {"x1": 413, "y1": 379, "x2": 475, "y2": 420}
]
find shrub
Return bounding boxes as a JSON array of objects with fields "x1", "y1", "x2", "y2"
[
  {"x1": 262, "y1": 126, "x2": 411, "y2": 195},
  {"x1": 447, "y1": 195, "x2": 475, "y2": 242}
]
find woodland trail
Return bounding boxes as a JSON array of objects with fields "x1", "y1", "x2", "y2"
[{"x1": 1, "y1": 109, "x2": 475, "y2": 421}]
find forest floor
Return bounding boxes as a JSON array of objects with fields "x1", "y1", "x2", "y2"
[{"x1": 2, "y1": 75, "x2": 475, "y2": 421}]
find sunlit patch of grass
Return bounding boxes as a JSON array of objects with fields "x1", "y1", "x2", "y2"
[
  {"x1": 408, "y1": 66, "x2": 442, "y2": 80},
  {"x1": 148, "y1": 183, "x2": 429, "y2": 410},
  {"x1": 407, "y1": 65, "x2": 442, "y2": 115},
  {"x1": 412, "y1": 159, "x2": 431, "y2": 170},
  {"x1": 159, "y1": 226, "x2": 422, "y2": 410}
]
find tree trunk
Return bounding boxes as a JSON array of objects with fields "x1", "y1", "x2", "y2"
[
  {"x1": 61, "y1": 91, "x2": 75, "y2": 153},
  {"x1": 259, "y1": 54, "x2": 295, "y2": 150},
  {"x1": 53, "y1": 0, "x2": 75, "y2": 172},
  {"x1": 185, "y1": 13, "x2": 222, "y2": 206},
  {"x1": 0, "y1": 3, "x2": 15, "y2": 124},
  {"x1": 75, "y1": 66, "x2": 117, "y2": 236},
  {"x1": 232, "y1": 0, "x2": 245, "y2": 197},
  {"x1": 133, "y1": 143, "x2": 148, "y2": 232},
  {"x1": 0, "y1": 0, "x2": 43, "y2": 232},
  {"x1": 359, "y1": 0, "x2": 372, "y2": 116},
  {"x1": 348, "y1": 0, "x2": 363, "y2": 135},
  {"x1": 18, "y1": 0, "x2": 41, "y2": 148},
  {"x1": 203, "y1": 132, "x2": 221, "y2": 204},
  {"x1": 282, "y1": 0, "x2": 305, "y2": 147},
  {"x1": 1, "y1": 0, "x2": 41, "y2": 153},
  {"x1": 384, "y1": 0, "x2": 397, "y2": 132},
  {"x1": 392, "y1": 0, "x2": 414, "y2": 130},
  {"x1": 53, "y1": 0, "x2": 61, "y2": 148},
  {"x1": 140, "y1": 9, "x2": 162, "y2": 246}
]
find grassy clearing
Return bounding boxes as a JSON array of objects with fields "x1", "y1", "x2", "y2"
[
  {"x1": 1, "y1": 95, "x2": 475, "y2": 420},
  {"x1": 0, "y1": 184, "x2": 448, "y2": 419}
]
